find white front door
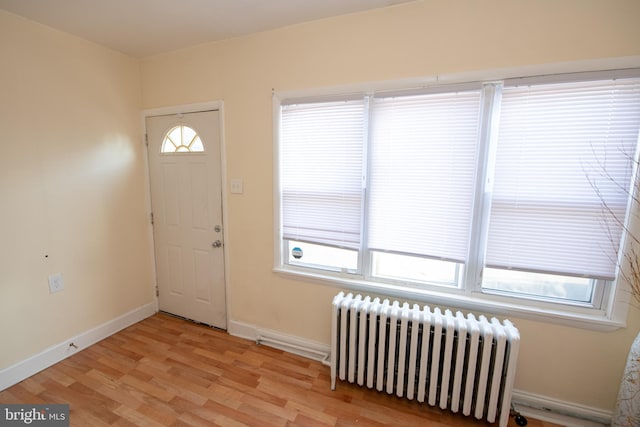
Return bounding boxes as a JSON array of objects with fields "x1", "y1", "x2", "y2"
[{"x1": 146, "y1": 110, "x2": 226, "y2": 329}]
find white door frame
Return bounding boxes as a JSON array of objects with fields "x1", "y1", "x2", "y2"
[{"x1": 141, "y1": 101, "x2": 230, "y2": 327}]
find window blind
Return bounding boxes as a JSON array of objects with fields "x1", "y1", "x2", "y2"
[
  {"x1": 368, "y1": 90, "x2": 482, "y2": 263},
  {"x1": 485, "y1": 78, "x2": 640, "y2": 280},
  {"x1": 280, "y1": 100, "x2": 365, "y2": 249}
]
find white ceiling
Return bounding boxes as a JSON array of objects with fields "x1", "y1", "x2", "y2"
[{"x1": 0, "y1": 0, "x2": 415, "y2": 58}]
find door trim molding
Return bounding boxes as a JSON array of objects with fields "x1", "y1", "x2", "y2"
[
  {"x1": 143, "y1": 100, "x2": 224, "y2": 118},
  {"x1": 141, "y1": 100, "x2": 229, "y2": 330}
]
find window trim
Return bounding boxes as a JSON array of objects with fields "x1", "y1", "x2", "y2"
[{"x1": 272, "y1": 57, "x2": 640, "y2": 331}]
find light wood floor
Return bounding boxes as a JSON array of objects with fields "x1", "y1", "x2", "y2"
[{"x1": 0, "y1": 313, "x2": 560, "y2": 427}]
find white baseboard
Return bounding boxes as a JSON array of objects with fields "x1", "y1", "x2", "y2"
[
  {"x1": 226, "y1": 319, "x2": 257, "y2": 341},
  {"x1": 228, "y1": 319, "x2": 613, "y2": 427},
  {"x1": 0, "y1": 302, "x2": 157, "y2": 391},
  {"x1": 512, "y1": 390, "x2": 612, "y2": 427}
]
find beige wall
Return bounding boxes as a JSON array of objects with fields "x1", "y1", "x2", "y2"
[
  {"x1": 0, "y1": 11, "x2": 154, "y2": 368},
  {"x1": 141, "y1": 0, "x2": 640, "y2": 411}
]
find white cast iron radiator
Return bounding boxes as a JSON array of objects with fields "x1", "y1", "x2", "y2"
[{"x1": 330, "y1": 292, "x2": 520, "y2": 427}]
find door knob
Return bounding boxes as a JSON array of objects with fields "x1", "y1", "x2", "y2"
[{"x1": 212, "y1": 240, "x2": 222, "y2": 248}]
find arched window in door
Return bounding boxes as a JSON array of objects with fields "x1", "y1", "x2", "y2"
[{"x1": 161, "y1": 125, "x2": 204, "y2": 153}]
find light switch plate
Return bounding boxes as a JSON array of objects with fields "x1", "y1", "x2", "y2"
[
  {"x1": 230, "y1": 178, "x2": 243, "y2": 194},
  {"x1": 48, "y1": 273, "x2": 64, "y2": 293}
]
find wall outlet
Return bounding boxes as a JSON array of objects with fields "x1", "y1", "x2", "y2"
[{"x1": 48, "y1": 273, "x2": 64, "y2": 293}]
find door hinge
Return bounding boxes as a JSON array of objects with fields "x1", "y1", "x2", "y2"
[
  {"x1": 155, "y1": 285, "x2": 159, "y2": 297},
  {"x1": 150, "y1": 212, "x2": 154, "y2": 225},
  {"x1": 145, "y1": 133, "x2": 149, "y2": 147}
]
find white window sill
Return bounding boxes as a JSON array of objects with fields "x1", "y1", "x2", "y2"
[{"x1": 273, "y1": 267, "x2": 627, "y2": 332}]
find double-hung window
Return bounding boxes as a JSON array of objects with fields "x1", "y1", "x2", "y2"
[
  {"x1": 276, "y1": 70, "x2": 640, "y2": 324},
  {"x1": 280, "y1": 98, "x2": 365, "y2": 272}
]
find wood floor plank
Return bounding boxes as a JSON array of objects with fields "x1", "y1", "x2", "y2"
[
  {"x1": 0, "y1": 313, "x2": 562, "y2": 427},
  {"x1": 114, "y1": 404, "x2": 168, "y2": 427},
  {"x1": 119, "y1": 373, "x2": 175, "y2": 403},
  {"x1": 200, "y1": 398, "x2": 279, "y2": 427},
  {"x1": 175, "y1": 411, "x2": 224, "y2": 427},
  {"x1": 217, "y1": 376, "x2": 287, "y2": 409},
  {"x1": 285, "y1": 399, "x2": 338, "y2": 426}
]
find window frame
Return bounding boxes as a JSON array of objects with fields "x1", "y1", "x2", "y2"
[{"x1": 272, "y1": 61, "x2": 640, "y2": 331}]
